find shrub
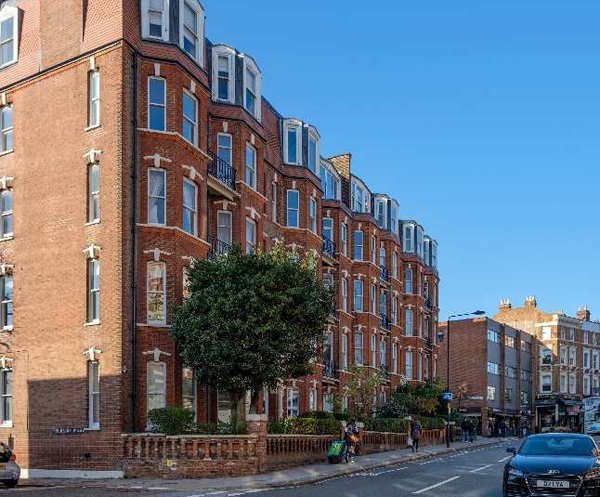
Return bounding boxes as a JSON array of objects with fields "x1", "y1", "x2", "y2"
[
  {"x1": 299, "y1": 410, "x2": 336, "y2": 420},
  {"x1": 364, "y1": 418, "x2": 408, "y2": 433},
  {"x1": 415, "y1": 416, "x2": 445, "y2": 430},
  {"x1": 195, "y1": 421, "x2": 248, "y2": 435},
  {"x1": 267, "y1": 420, "x2": 285, "y2": 434},
  {"x1": 148, "y1": 407, "x2": 195, "y2": 435},
  {"x1": 282, "y1": 417, "x2": 341, "y2": 435}
]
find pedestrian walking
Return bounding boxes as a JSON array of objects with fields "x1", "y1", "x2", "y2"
[
  {"x1": 467, "y1": 418, "x2": 474, "y2": 443},
  {"x1": 461, "y1": 417, "x2": 470, "y2": 443},
  {"x1": 411, "y1": 421, "x2": 422, "y2": 453},
  {"x1": 499, "y1": 419, "x2": 507, "y2": 438},
  {"x1": 343, "y1": 419, "x2": 360, "y2": 463}
]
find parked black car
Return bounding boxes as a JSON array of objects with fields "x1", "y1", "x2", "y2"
[{"x1": 503, "y1": 433, "x2": 600, "y2": 496}]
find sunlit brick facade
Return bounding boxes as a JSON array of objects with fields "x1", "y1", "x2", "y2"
[{"x1": 0, "y1": 0, "x2": 439, "y2": 474}]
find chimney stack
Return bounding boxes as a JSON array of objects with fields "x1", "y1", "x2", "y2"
[
  {"x1": 499, "y1": 298, "x2": 511, "y2": 310},
  {"x1": 576, "y1": 306, "x2": 591, "y2": 322},
  {"x1": 524, "y1": 296, "x2": 537, "y2": 309}
]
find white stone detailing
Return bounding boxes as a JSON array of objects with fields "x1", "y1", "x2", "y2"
[
  {"x1": 223, "y1": 122, "x2": 228, "y2": 133},
  {"x1": 143, "y1": 154, "x2": 172, "y2": 168},
  {"x1": 292, "y1": 180, "x2": 297, "y2": 189},
  {"x1": 182, "y1": 165, "x2": 204, "y2": 181},
  {"x1": 0, "y1": 264, "x2": 13, "y2": 276},
  {"x1": 83, "y1": 149, "x2": 102, "y2": 163},
  {"x1": 250, "y1": 134, "x2": 255, "y2": 145},
  {"x1": 154, "y1": 63, "x2": 160, "y2": 76},
  {"x1": 83, "y1": 347, "x2": 102, "y2": 361},
  {"x1": 0, "y1": 93, "x2": 6, "y2": 106},
  {"x1": 143, "y1": 248, "x2": 172, "y2": 261},
  {"x1": 0, "y1": 356, "x2": 13, "y2": 369},
  {"x1": 89, "y1": 56, "x2": 96, "y2": 71},
  {"x1": 143, "y1": 348, "x2": 171, "y2": 362},
  {"x1": 0, "y1": 177, "x2": 14, "y2": 190},
  {"x1": 190, "y1": 80, "x2": 196, "y2": 93},
  {"x1": 83, "y1": 245, "x2": 101, "y2": 259},
  {"x1": 246, "y1": 207, "x2": 261, "y2": 220}
]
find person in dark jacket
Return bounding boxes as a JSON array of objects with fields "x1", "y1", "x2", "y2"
[
  {"x1": 344, "y1": 420, "x2": 360, "y2": 463},
  {"x1": 411, "y1": 421, "x2": 422, "y2": 453}
]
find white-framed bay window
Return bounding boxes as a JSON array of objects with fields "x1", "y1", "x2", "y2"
[
  {"x1": 341, "y1": 277, "x2": 348, "y2": 312},
  {"x1": 0, "y1": 5, "x2": 19, "y2": 68},
  {"x1": 341, "y1": 223, "x2": 348, "y2": 256},
  {"x1": 148, "y1": 169, "x2": 166, "y2": 225},
  {"x1": 243, "y1": 56, "x2": 261, "y2": 121},
  {"x1": 182, "y1": 90, "x2": 198, "y2": 146},
  {"x1": 148, "y1": 77, "x2": 166, "y2": 131},
  {"x1": 283, "y1": 119, "x2": 302, "y2": 165},
  {"x1": 0, "y1": 368, "x2": 11, "y2": 425},
  {"x1": 353, "y1": 280, "x2": 363, "y2": 312},
  {"x1": 147, "y1": 261, "x2": 166, "y2": 325},
  {"x1": 245, "y1": 144, "x2": 257, "y2": 190},
  {"x1": 286, "y1": 190, "x2": 299, "y2": 228},
  {"x1": 403, "y1": 223, "x2": 414, "y2": 252},
  {"x1": 0, "y1": 105, "x2": 12, "y2": 154},
  {"x1": 307, "y1": 127, "x2": 319, "y2": 174},
  {"x1": 309, "y1": 197, "x2": 317, "y2": 233},
  {"x1": 179, "y1": 0, "x2": 204, "y2": 65},
  {"x1": 142, "y1": 0, "x2": 169, "y2": 41},
  {"x1": 245, "y1": 217, "x2": 256, "y2": 254},
  {"x1": 341, "y1": 333, "x2": 348, "y2": 370},
  {"x1": 147, "y1": 361, "x2": 167, "y2": 415},
  {"x1": 212, "y1": 45, "x2": 235, "y2": 103},
  {"x1": 319, "y1": 161, "x2": 340, "y2": 200},
  {"x1": 354, "y1": 331, "x2": 364, "y2": 365},
  {"x1": 286, "y1": 388, "x2": 299, "y2": 418},
  {"x1": 88, "y1": 361, "x2": 100, "y2": 429},
  {"x1": 405, "y1": 309, "x2": 414, "y2": 336},
  {"x1": 217, "y1": 210, "x2": 232, "y2": 245},
  {"x1": 353, "y1": 230, "x2": 363, "y2": 260},
  {"x1": 322, "y1": 217, "x2": 333, "y2": 242},
  {"x1": 182, "y1": 179, "x2": 197, "y2": 236}
]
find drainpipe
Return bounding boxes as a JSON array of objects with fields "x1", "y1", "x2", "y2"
[{"x1": 130, "y1": 50, "x2": 139, "y2": 432}]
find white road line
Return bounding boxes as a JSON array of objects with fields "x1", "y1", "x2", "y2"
[
  {"x1": 375, "y1": 466, "x2": 409, "y2": 475},
  {"x1": 413, "y1": 476, "x2": 461, "y2": 494},
  {"x1": 498, "y1": 455, "x2": 512, "y2": 463},
  {"x1": 470, "y1": 464, "x2": 493, "y2": 473}
]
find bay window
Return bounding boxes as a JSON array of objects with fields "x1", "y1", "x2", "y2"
[
  {"x1": 148, "y1": 77, "x2": 166, "y2": 131},
  {"x1": 182, "y1": 90, "x2": 198, "y2": 146},
  {"x1": 245, "y1": 144, "x2": 256, "y2": 189},
  {"x1": 319, "y1": 163, "x2": 340, "y2": 200},
  {"x1": 405, "y1": 309, "x2": 414, "y2": 336},
  {"x1": 243, "y1": 58, "x2": 261, "y2": 121},
  {"x1": 148, "y1": 169, "x2": 166, "y2": 225},
  {"x1": 283, "y1": 120, "x2": 302, "y2": 165},
  {"x1": 353, "y1": 280, "x2": 363, "y2": 312},
  {"x1": 147, "y1": 261, "x2": 166, "y2": 325},
  {"x1": 353, "y1": 230, "x2": 363, "y2": 260},
  {"x1": 0, "y1": 6, "x2": 18, "y2": 68},
  {"x1": 403, "y1": 223, "x2": 414, "y2": 252},
  {"x1": 142, "y1": 0, "x2": 169, "y2": 40},
  {"x1": 370, "y1": 235, "x2": 376, "y2": 264},
  {"x1": 0, "y1": 105, "x2": 12, "y2": 153},
  {"x1": 179, "y1": 0, "x2": 204, "y2": 64},
  {"x1": 341, "y1": 223, "x2": 348, "y2": 256},
  {"x1": 286, "y1": 190, "x2": 299, "y2": 228},
  {"x1": 322, "y1": 217, "x2": 333, "y2": 242},
  {"x1": 391, "y1": 252, "x2": 398, "y2": 279},
  {"x1": 307, "y1": 130, "x2": 319, "y2": 174},
  {"x1": 245, "y1": 218, "x2": 256, "y2": 254},
  {"x1": 217, "y1": 133, "x2": 232, "y2": 164},
  {"x1": 354, "y1": 331, "x2": 363, "y2": 365},
  {"x1": 182, "y1": 179, "x2": 197, "y2": 236},
  {"x1": 404, "y1": 268, "x2": 413, "y2": 294}
]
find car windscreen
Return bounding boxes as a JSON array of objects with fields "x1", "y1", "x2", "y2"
[{"x1": 520, "y1": 437, "x2": 595, "y2": 456}]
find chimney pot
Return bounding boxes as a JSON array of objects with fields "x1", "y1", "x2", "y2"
[{"x1": 577, "y1": 306, "x2": 591, "y2": 322}]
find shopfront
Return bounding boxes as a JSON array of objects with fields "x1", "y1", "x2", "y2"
[{"x1": 535, "y1": 394, "x2": 582, "y2": 432}]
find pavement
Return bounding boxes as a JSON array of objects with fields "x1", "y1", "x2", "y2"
[{"x1": 8, "y1": 436, "x2": 518, "y2": 496}]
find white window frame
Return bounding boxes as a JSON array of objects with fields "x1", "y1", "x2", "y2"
[
  {"x1": 217, "y1": 132, "x2": 233, "y2": 165},
  {"x1": 405, "y1": 309, "x2": 414, "y2": 336},
  {"x1": 404, "y1": 267, "x2": 413, "y2": 294},
  {"x1": 245, "y1": 217, "x2": 256, "y2": 254},
  {"x1": 283, "y1": 119, "x2": 302, "y2": 165},
  {"x1": 286, "y1": 190, "x2": 299, "y2": 228},
  {"x1": 487, "y1": 385, "x2": 496, "y2": 400},
  {"x1": 147, "y1": 261, "x2": 166, "y2": 326},
  {"x1": 309, "y1": 388, "x2": 317, "y2": 412},
  {"x1": 353, "y1": 280, "x2": 363, "y2": 312},
  {"x1": 0, "y1": 105, "x2": 12, "y2": 154},
  {"x1": 182, "y1": 89, "x2": 198, "y2": 146},
  {"x1": 148, "y1": 168, "x2": 166, "y2": 226},
  {"x1": 354, "y1": 331, "x2": 363, "y2": 366},
  {"x1": 0, "y1": 190, "x2": 12, "y2": 238},
  {"x1": 403, "y1": 224, "x2": 414, "y2": 252},
  {"x1": 322, "y1": 217, "x2": 333, "y2": 242},
  {"x1": 148, "y1": 76, "x2": 166, "y2": 131},
  {"x1": 379, "y1": 338, "x2": 386, "y2": 369},
  {"x1": 245, "y1": 143, "x2": 257, "y2": 190},
  {"x1": 286, "y1": 388, "x2": 299, "y2": 418},
  {"x1": 0, "y1": 6, "x2": 19, "y2": 69},
  {"x1": 88, "y1": 70, "x2": 100, "y2": 128},
  {"x1": 0, "y1": 368, "x2": 11, "y2": 425},
  {"x1": 147, "y1": 361, "x2": 167, "y2": 415},
  {"x1": 341, "y1": 334, "x2": 348, "y2": 370},
  {"x1": 370, "y1": 235, "x2": 376, "y2": 264},
  {"x1": 353, "y1": 230, "x2": 363, "y2": 260},
  {"x1": 87, "y1": 162, "x2": 101, "y2": 224},
  {"x1": 182, "y1": 366, "x2": 197, "y2": 421},
  {"x1": 243, "y1": 57, "x2": 261, "y2": 121},
  {"x1": 87, "y1": 258, "x2": 100, "y2": 324},
  {"x1": 405, "y1": 351, "x2": 413, "y2": 379},
  {"x1": 540, "y1": 373, "x2": 552, "y2": 393},
  {"x1": 179, "y1": 0, "x2": 204, "y2": 66},
  {"x1": 271, "y1": 181, "x2": 277, "y2": 222},
  {"x1": 307, "y1": 127, "x2": 320, "y2": 174},
  {"x1": 212, "y1": 46, "x2": 235, "y2": 103},
  {"x1": 0, "y1": 275, "x2": 12, "y2": 331},
  {"x1": 569, "y1": 373, "x2": 576, "y2": 394},
  {"x1": 182, "y1": 179, "x2": 198, "y2": 236},
  {"x1": 416, "y1": 226, "x2": 424, "y2": 258},
  {"x1": 391, "y1": 252, "x2": 398, "y2": 279},
  {"x1": 341, "y1": 277, "x2": 347, "y2": 312},
  {"x1": 141, "y1": 0, "x2": 169, "y2": 41},
  {"x1": 341, "y1": 223, "x2": 348, "y2": 256},
  {"x1": 88, "y1": 360, "x2": 100, "y2": 429},
  {"x1": 217, "y1": 210, "x2": 232, "y2": 245},
  {"x1": 308, "y1": 197, "x2": 317, "y2": 233},
  {"x1": 392, "y1": 296, "x2": 398, "y2": 325},
  {"x1": 370, "y1": 284, "x2": 376, "y2": 314},
  {"x1": 392, "y1": 343, "x2": 398, "y2": 374},
  {"x1": 370, "y1": 333, "x2": 377, "y2": 367}
]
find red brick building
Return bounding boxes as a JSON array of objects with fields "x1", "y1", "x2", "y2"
[{"x1": 0, "y1": 0, "x2": 440, "y2": 475}]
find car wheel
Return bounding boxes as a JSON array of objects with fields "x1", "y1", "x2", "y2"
[{"x1": 4, "y1": 479, "x2": 18, "y2": 488}]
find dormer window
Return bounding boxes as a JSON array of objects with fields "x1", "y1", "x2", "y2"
[
  {"x1": 431, "y1": 242, "x2": 438, "y2": 268},
  {"x1": 424, "y1": 238, "x2": 431, "y2": 266},
  {"x1": 351, "y1": 179, "x2": 370, "y2": 214},
  {"x1": 416, "y1": 226, "x2": 424, "y2": 258},
  {"x1": 243, "y1": 57, "x2": 261, "y2": 121},
  {"x1": 403, "y1": 223, "x2": 414, "y2": 252},
  {"x1": 390, "y1": 201, "x2": 399, "y2": 236},
  {"x1": 0, "y1": 5, "x2": 18, "y2": 68},
  {"x1": 179, "y1": 0, "x2": 204, "y2": 65},
  {"x1": 211, "y1": 46, "x2": 235, "y2": 103},
  {"x1": 375, "y1": 197, "x2": 386, "y2": 229},
  {"x1": 142, "y1": 0, "x2": 169, "y2": 41},
  {"x1": 319, "y1": 162, "x2": 340, "y2": 200},
  {"x1": 283, "y1": 119, "x2": 302, "y2": 165},
  {"x1": 307, "y1": 128, "x2": 319, "y2": 174}
]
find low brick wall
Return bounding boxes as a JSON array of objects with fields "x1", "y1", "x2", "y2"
[
  {"x1": 122, "y1": 434, "x2": 262, "y2": 478},
  {"x1": 266, "y1": 434, "x2": 336, "y2": 471}
]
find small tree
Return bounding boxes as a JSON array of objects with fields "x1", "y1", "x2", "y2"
[
  {"x1": 170, "y1": 244, "x2": 332, "y2": 424},
  {"x1": 346, "y1": 366, "x2": 384, "y2": 419}
]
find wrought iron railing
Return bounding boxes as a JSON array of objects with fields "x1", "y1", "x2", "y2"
[
  {"x1": 208, "y1": 152, "x2": 236, "y2": 190},
  {"x1": 379, "y1": 313, "x2": 391, "y2": 330},
  {"x1": 379, "y1": 265, "x2": 389, "y2": 281},
  {"x1": 323, "y1": 359, "x2": 337, "y2": 379},
  {"x1": 322, "y1": 237, "x2": 335, "y2": 258},
  {"x1": 207, "y1": 235, "x2": 232, "y2": 260}
]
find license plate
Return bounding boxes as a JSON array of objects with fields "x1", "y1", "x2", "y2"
[{"x1": 536, "y1": 480, "x2": 569, "y2": 488}]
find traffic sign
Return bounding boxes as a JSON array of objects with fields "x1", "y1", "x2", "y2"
[{"x1": 441, "y1": 392, "x2": 453, "y2": 401}]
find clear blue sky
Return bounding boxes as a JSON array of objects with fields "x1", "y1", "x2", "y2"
[{"x1": 204, "y1": 0, "x2": 600, "y2": 321}]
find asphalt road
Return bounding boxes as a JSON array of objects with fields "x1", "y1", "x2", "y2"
[{"x1": 0, "y1": 440, "x2": 516, "y2": 497}]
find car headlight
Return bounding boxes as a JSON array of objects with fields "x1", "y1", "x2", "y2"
[{"x1": 508, "y1": 468, "x2": 524, "y2": 479}]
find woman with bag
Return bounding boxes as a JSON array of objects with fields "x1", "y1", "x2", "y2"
[{"x1": 411, "y1": 421, "x2": 422, "y2": 453}]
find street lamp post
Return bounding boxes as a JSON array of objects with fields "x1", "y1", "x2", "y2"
[{"x1": 439, "y1": 310, "x2": 485, "y2": 448}]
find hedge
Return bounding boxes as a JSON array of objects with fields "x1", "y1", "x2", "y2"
[
  {"x1": 364, "y1": 418, "x2": 408, "y2": 433},
  {"x1": 148, "y1": 407, "x2": 248, "y2": 435},
  {"x1": 268, "y1": 417, "x2": 341, "y2": 435}
]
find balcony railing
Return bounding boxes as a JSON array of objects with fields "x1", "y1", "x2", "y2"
[
  {"x1": 322, "y1": 237, "x2": 335, "y2": 258},
  {"x1": 207, "y1": 235, "x2": 232, "y2": 260},
  {"x1": 208, "y1": 152, "x2": 236, "y2": 190},
  {"x1": 379, "y1": 313, "x2": 391, "y2": 330},
  {"x1": 379, "y1": 265, "x2": 389, "y2": 281},
  {"x1": 323, "y1": 359, "x2": 338, "y2": 379}
]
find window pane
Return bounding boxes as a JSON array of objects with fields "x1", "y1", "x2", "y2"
[
  {"x1": 183, "y1": 181, "x2": 195, "y2": 210},
  {"x1": 0, "y1": 17, "x2": 13, "y2": 43},
  {"x1": 183, "y1": 93, "x2": 196, "y2": 121},
  {"x1": 184, "y1": 2, "x2": 197, "y2": 31},
  {"x1": 287, "y1": 129, "x2": 297, "y2": 163},
  {"x1": 0, "y1": 41, "x2": 13, "y2": 66},
  {"x1": 149, "y1": 78, "x2": 165, "y2": 105},
  {"x1": 287, "y1": 190, "x2": 298, "y2": 209},
  {"x1": 218, "y1": 79, "x2": 228, "y2": 100},
  {"x1": 4, "y1": 370, "x2": 11, "y2": 396},
  {"x1": 149, "y1": 11, "x2": 162, "y2": 37}
]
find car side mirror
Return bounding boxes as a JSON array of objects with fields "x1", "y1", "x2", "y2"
[{"x1": 507, "y1": 447, "x2": 516, "y2": 454}]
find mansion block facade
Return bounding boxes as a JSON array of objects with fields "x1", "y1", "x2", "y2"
[{"x1": 0, "y1": 0, "x2": 439, "y2": 474}]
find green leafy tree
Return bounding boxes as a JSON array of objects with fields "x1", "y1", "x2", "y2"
[
  {"x1": 345, "y1": 366, "x2": 384, "y2": 419},
  {"x1": 170, "y1": 243, "x2": 332, "y2": 424}
]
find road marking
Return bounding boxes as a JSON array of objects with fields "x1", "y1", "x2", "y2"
[
  {"x1": 498, "y1": 455, "x2": 512, "y2": 463},
  {"x1": 470, "y1": 464, "x2": 493, "y2": 473},
  {"x1": 374, "y1": 466, "x2": 408, "y2": 475},
  {"x1": 413, "y1": 476, "x2": 460, "y2": 494}
]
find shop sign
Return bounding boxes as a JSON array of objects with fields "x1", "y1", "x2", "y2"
[{"x1": 53, "y1": 428, "x2": 86, "y2": 435}]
